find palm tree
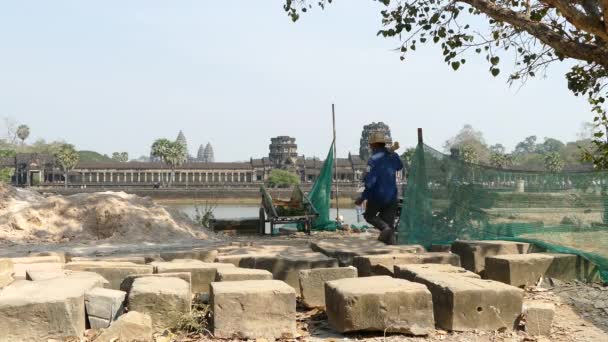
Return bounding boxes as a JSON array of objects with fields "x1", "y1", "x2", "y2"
[
  {"x1": 164, "y1": 141, "x2": 187, "y2": 185},
  {"x1": 151, "y1": 139, "x2": 172, "y2": 185},
  {"x1": 54, "y1": 144, "x2": 79, "y2": 188},
  {"x1": 16, "y1": 125, "x2": 30, "y2": 146},
  {"x1": 151, "y1": 139, "x2": 187, "y2": 186}
]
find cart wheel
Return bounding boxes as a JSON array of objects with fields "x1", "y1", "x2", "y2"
[{"x1": 259, "y1": 208, "x2": 266, "y2": 235}]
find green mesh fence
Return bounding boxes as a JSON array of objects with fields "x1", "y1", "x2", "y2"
[
  {"x1": 307, "y1": 142, "x2": 339, "y2": 231},
  {"x1": 398, "y1": 143, "x2": 608, "y2": 282}
]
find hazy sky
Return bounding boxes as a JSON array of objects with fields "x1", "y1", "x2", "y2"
[{"x1": 0, "y1": 1, "x2": 591, "y2": 161}]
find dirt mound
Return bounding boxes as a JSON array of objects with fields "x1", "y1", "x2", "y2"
[{"x1": 0, "y1": 184, "x2": 207, "y2": 244}]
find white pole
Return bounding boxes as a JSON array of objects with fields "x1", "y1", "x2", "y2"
[{"x1": 332, "y1": 104, "x2": 340, "y2": 223}]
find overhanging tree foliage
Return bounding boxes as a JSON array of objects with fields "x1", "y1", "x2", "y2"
[{"x1": 284, "y1": 0, "x2": 608, "y2": 168}]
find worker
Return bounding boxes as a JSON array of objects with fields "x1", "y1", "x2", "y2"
[{"x1": 355, "y1": 132, "x2": 403, "y2": 245}]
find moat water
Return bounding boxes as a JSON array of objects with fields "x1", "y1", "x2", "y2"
[{"x1": 167, "y1": 204, "x2": 362, "y2": 225}]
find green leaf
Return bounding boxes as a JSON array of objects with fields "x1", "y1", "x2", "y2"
[
  {"x1": 451, "y1": 61, "x2": 461, "y2": 71},
  {"x1": 491, "y1": 68, "x2": 500, "y2": 77}
]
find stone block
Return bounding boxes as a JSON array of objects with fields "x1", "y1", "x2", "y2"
[
  {"x1": 312, "y1": 239, "x2": 425, "y2": 266},
  {"x1": 485, "y1": 253, "x2": 556, "y2": 287},
  {"x1": 150, "y1": 260, "x2": 234, "y2": 294},
  {"x1": 25, "y1": 270, "x2": 110, "y2": 287},
  {"x1": 10, "y1": 255, "x2": 65, "y2": 279},
  {"x1": 214, "y1": 253, "x2": 274, "y2": 268},
  {"x1": 325, "y1": 276, "x2": 434, "y2": 335},
  {"x1": 0, "y1": 273, "x2": 105, "y2": 341},
  {"x1": 70, "y1": 255, "x2": 147, "y2": 264},
  {"x1": 451, "y1": 240, "x2": 531, "y2": 275},
  {"x1": 394, "y1": 264, "x2": 480, "y2": 282},
  {"x1": 402, "y1": 270, "x2": 523, "y2": 331},
  {"x1": 65, "y1": 261, "x2": 153, "y2": 290},
  {"x1": 211, "y1": 280, "x2": 296, "y2": 339},
  {"x1": 160, "y1": 247, "x2": 218, "y2": 262},
  {"x1": 353, "y1": 252, "x2": 460, "y2": 277},
  {"x1": 523, "y1": 302, "x2": 555, "y2": 336},
  {"x1": 215, "y1": 267, "x2": 273, "y2": 281},
  {"x1": 544, "y1": 253, "x2": 580, "y2": 281},
  {"x1": 119, "y1": 272, "x2": 192, "y2": 293},
  {"x1": 94, "y1": 311, "x2": 153, "y2": 342},
  {"x1": 0, "y1": 258, "x2": 14, "y2": 288},
  {"x1": 267, "y1": 253, "x2": 338, "y2": 294},
  {"x1": 128, "y1": 277, "x2": 191, "y2": 330},
  {"x1": 299, "y1": 266, "x2": 357, "y2": 309},
  {"x1": 85, "y1": 288, "x2": 126, "y2": 329}
]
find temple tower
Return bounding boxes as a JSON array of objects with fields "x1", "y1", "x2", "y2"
[{"x1": 359, "y1": 122, "x2": 393, "y2": 160}]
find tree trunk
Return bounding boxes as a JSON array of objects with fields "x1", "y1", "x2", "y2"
[
  {"x1": 64, "y1": 171, "x2": 68, "y2": 189},
  {"x1": 171, "y1": 168, "x2": 175, "y2": 186}
]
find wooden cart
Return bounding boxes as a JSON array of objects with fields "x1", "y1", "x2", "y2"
[{"x1": 259, "y1": 185, "x2": 319, "y2": 235}]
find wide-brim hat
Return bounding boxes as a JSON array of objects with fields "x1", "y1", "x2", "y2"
[{"x1": 368, "y1": 131, "x2": 388, "y2": 144}]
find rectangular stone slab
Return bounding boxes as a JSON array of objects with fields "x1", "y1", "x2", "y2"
[
  {"x1": 311, "y1": 239, "x2": 425, "y2": 266},
  {"x1": 211, "y1": 280, "x2": 296, "y2": 340},
  {"x1": 394, "y1": 263, "x2": 481, "y2": 281},
  {"x1": 85, "y1": 288, "x2": 126, "y2": 328},
  {"x1": 128, "y1": 277, "x2": 191, "y2": 331},
  {"x1": 0, "y1": 273, "x2": 106, "y2": 341},
  {"x1": 353, "y1": 252, "x2": 460, "y2": 277},
  {"x1": 524, "y1": 302, "x2": 555, "y2": 336},
  {"x1": 299, "y1": 266, "x2": 357, "y2": 309},
  {"x1": 65, "y1": 261, "x2": 153, "y2": 290},
  {"x1": 215, "y1": 267, "x2": 273, "y2": 281},
  {"x1": 325, "y1": 276, "x2": 434, "y2": 335},
  {"x1": 150, "y1": 260, "x2": 234, "y2": 294},
  {"x1": 485, "y1": 253, "x2": 555, "y2": 287},
  {"x1": 10, "y1": 255, "x2": 65, "y2": 279},
  {"x1": 70, "y1": 255, "x2": 147, "y2": 265},
  {"x1": 119, "y1": 272, "x2": 192, "y2": 293},
  {"x1": 451, "y1": 240, "x2": 530, "y2": 275},
  {"x1": 159, "y1": 247, "x2": 218, "y2": 262},
  {"x1": 403, "y1": 271, "x2": 523, "y2": 331}
]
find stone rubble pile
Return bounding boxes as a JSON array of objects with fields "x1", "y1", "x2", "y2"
[{"x1": 0, "y1": 238, "x2": 578, "y2": 341}]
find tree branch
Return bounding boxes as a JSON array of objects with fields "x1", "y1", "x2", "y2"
[
  {"x1": 460, "y1": 0, "x2": 608, "y2": 67},
  {"x1": 543, "y1": 0, "x2": 608, "y2": 40}
]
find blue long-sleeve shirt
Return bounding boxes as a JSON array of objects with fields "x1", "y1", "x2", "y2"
[{"x1": 361, "y1": 148, "x2": 403, "y2": 205}]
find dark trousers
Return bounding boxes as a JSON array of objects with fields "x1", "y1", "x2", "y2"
[{"x1": 363, "y1": 200, "x2": 398, "y2": 244}]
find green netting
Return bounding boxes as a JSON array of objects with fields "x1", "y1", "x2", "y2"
[
  {"x1": 398, "y1": 143, "x2": 608, "y2": 282},
  {"x1": 306, "y1": 141, "x2": 340, "y2": 231}
]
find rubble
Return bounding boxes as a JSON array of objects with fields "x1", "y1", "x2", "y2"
[{"x1": 0, "y1": 184, "x2": 206, "y2": 244}]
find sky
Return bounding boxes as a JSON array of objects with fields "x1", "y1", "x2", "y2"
[{"x1": 0, "y1": 0, "x2": 592, "y2": 161}]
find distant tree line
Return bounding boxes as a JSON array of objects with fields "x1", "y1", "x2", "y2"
[{"x1": 402, "y1": 123, "x2": 595, "y2": 173}]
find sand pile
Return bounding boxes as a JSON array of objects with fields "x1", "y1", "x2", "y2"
[{"x1": 0, "y1": 184, "x2": 207, "y2": 244}]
